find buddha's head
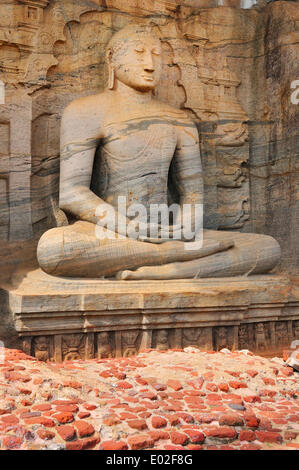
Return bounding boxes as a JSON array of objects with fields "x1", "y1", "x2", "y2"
[{"x1": 106, "y1": 23, "x2": 162, "y2": 92}]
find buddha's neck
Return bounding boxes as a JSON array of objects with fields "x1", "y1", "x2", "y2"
[{"x1": 112, "y1": 80, "x2": 153, "y2": 105}]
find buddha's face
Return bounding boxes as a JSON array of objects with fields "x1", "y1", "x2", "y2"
[{"x1": 111, "y1": 34, "x2": 162, "y2": 92}]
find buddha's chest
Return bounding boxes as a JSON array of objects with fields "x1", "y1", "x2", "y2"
[{"x1": 101, "y1": 120, "x2": 177, "y2": 168}]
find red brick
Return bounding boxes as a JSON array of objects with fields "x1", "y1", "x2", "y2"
[
  {"x1": 63, "y1": 381, "x2": 82, "y2": 390},
  {"x1": 78, "y1": 412, "x2": 90, "y2": 419},
  {"x1": 285, "y1": 431, "x2": 298, "y2": 440},
  {"x1": 164, "y1": 445, "x2": 185, "y2": 450},
  {"x1": 83, "y1": 404, "x2": 97, "y2": 411},
  {"x1": 167, "y1": 415, "x2": 181, "y2": 426},
  {"x1": 244, "y1": 395, "x2": 261, "y2": 403},
  {"x1": 259, "y1": 389, "x2": 277, "y2": 398},
  {"x1": 51, "y1": 400, "x2": 79, "y2": 405},
  {"x1": 228, "y1": 381, "x2": 247, "y2": 389},
  {"x1": 17, "y1": 387, "x2": 32, "y2": 395},
  {"x1": 37, "y1": 429, "x2": 55, "y2": 440},
  {"x1": 225, "y1": 371, "x2": 240, "y2": 378},
  {"x1": 152, "y1": 416, "x2": 167, "y2": 428},
  {"x1": 74, "y1": 420, "x2": 95, "y2": 437},
  {"x1": 219, "y1": 413, "x2": 244, "y2": 426},
  {"x1": 244, "y1": 413, "x2": 260, "y2": 428},
  {"x1": 153, "y1": 383, "x2": 167, "y2": 391},
  {"x1": 240, "y1": 444, "x2": 262, "y2": 450},
  {"x1": 225, "y1": 393, "x2": 242, "y2": 400},
  {"x1": 57, "y1": 425, "x2": 76, "y2": 441},
  {"x1": 239, "y1": 430, "x2": 256, "y2": 442},
  {"x1": 55, "y1": 404, "x2": 79, "y2": 413},
  {"x1": 25, "y1": 417, "x2": 55, "y2": 427},
  {"x1": 99, "y1": 370, "x2": 113, "y2": 378},
  {"x1": 140, "y1": 391, "x2": 157, "y2": 400},
  {"x1": 206, "y1": 393, "x2": 222, "y2": 402},
  {"x1": 117, "y1": 381, "x2": 133, "y2": 389},
  {"x1": 281, "y1": 367, "x2": 294, "y2": 377},
  {"x1": 184, "y1": 429, "x2": 205, "y2": 443},
  {"x1": 246, "y1": 370, "x2": 258, "y2": 378},
  {"x1": 175, "y1": 412, "x2": 194, "y2": 424},
  {"x1": 136, "y1": 377, "x2": 148, "y2": 386},
  {"x1": 204, "y1": 427, "x2": 237, "y2": 439},
  {"x1": 113, "y1": 372, "x2": 126, "y2": 380},
  {"x1": 119, "y1": 412, "x2": 137, "y2": 420},
  {"x1": 170, "y1": 431, "x2": 188, "y2": 445},
  {"x1": 32, "y1": 404, "x2": 52, "y2": 412},
  {"x1": 255, "y1": 431, "x2": 282, "y2": 443},
  {"x1": 148, "y1": 431, "x2": 169, "y2": 441},
  {"x1": 206, "y1": 383, "x2": 218, "y2": 392},
  {"x1": 286, "y1": 443, "x2": 299, "y2": 449},
  {"x1": 196, "y1": 413, "x2": 215, "y2": 424},
  {"x1": 54, "y1": 412, "x2": 74, "y2": 424},
  {"x1": 262, "y1": 377, "x2": 275, "y2": 386},
  {"x1": 127, "y1": 419, "x2": 147, "y2": 430},
  {"x1": 100, "y1": 441, "x2": 128, "y2": 450},
  {"x1": 2, "y1": 436, "x2": 23, "y2": 449},
  {"x1": 167, "y1": 380, "x2": 183, "y2": 391},
  {"x1": 203, "y1": 372, "x2": 214, "y2": 380},
  {"x1": 21, "y1": 400, "x2": 32, "y2": 406},
  {"x1": 139, "y1": 411, "x2": 151, "y2": 419},
  {"x1": 128, "y1": 435, "x2": 154, "y2": 450},
  {"x1": 5, "y1": 372, "x2": 31, "y2": 383},
  {"x1": 219, "y1": 383, "x2": 229, "y2": 392},
  {"x1": 187, "y1": 444, "x2": 203, "y2": 450},
  {"x1": 1, "y1": 414, "x2": 19, "y2": 425},
  {"x1": 66, "y1": 435, "x2": 100, "y2": 450}
]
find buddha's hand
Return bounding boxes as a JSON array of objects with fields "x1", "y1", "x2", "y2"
[
  {"x1": 126, "y1": 218, "x2": 196, "y2": 244},
  {"x1": 139, "y1": 223, "x2": 190, "y2": 244},
  {"x1": 127, "y1": 220, "x2": 165, "y2": 243}
]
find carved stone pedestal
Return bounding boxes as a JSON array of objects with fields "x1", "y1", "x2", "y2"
[{"x1": 3, "y1": 269, "x2": 299, "y2": 361}]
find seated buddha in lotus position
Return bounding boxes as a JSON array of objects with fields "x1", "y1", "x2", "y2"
[{"x1": 37, "y1": 24, "x2": 281, "y2": 280}]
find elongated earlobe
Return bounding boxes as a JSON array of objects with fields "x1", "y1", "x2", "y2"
[
  {"x1": 107, "y1": 49, "x2": 115, "y2": 90},
  {"x1": 108, "y1": 63, "x2": 115, "y2": 90}
]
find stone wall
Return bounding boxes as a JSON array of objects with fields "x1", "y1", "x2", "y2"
[{"x1": 0, "y1": 0, "x2": 298, "y2": 284}]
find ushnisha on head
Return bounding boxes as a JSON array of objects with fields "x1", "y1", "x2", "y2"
[{"x1": 106, "y1": 23, "x2": 162, "y2": 92}]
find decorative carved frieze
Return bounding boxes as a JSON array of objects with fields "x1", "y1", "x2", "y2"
[
  {"x1": 62, "y1": 334, "x2": 85, "y2": 361},
  {"x1": 97, "y1": 332, "x2": 114, "y2": 359},
  {"x1": 17, "y1": 315, "x2": 299, "y2": 361},
  {"x1": 34, "y1": 335, "x2": 53, "y2": 362},
  {"x1": 122, "y1": 331, "x2": 140, "y2": 357},
  {"x1": 154, "y1": 329, "x2": 169, "y2": 351}
]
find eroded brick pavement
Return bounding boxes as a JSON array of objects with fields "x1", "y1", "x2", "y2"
[{"x1": 0, "y1": 347, "x2": 298, "y2": 450}]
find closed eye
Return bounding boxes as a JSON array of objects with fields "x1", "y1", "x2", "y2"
[{"x1": 152, "y1": 48, "x2": 161, "y2": 56}]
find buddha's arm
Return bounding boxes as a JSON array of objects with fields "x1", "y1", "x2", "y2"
[
  {"x1": 59, "y1": 104, "x2": 129, "y2": 235},
  {"x1": 173, "y1": 121, "x2": 204, "y2": 211}
]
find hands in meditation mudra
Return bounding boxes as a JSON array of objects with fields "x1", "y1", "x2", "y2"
[{"x1": 37, "y1": 24, "x2": 281, "y2": 280}]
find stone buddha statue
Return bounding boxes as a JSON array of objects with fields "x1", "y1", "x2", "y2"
[{"x1": 37, "y1": 23, "x2": 281, "y2": 280}]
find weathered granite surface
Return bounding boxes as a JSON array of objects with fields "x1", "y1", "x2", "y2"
[
  {"x1": 1, "y1": 269, "x2": 298, "y2": 358},
  {"x1": 34, "y1": 21, "x2": 281, "y2": 280},
  {"x1": 0, "y1": 1, "x2": 298, "y2": 281}
]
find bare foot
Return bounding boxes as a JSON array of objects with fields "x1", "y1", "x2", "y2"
[{"x1": 116, "y1": 240, "x2": 234, "y2": 280}]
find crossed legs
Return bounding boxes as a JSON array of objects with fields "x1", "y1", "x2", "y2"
[{"x1": 37, "y1": 221, "x2": 280, "y2": 279}]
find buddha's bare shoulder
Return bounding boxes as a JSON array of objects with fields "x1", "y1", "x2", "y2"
[
  {"x1": 61, "y1": 92, "x2": 113, "y2": 142},
  {"x1": 62, "y1": 91, "x2": 111, "y2": 120},
  {"x1": 153, "y1": 99, "x2": 196, "y2": 125}
]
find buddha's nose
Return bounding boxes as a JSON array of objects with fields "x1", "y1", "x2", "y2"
[{"x1": 144, "y1": 53, "x2": 155, "y2": 72}]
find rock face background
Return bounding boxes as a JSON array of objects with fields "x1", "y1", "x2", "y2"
[{"x1": 0, "y1": 0, "x2": 298, "y2": 284}]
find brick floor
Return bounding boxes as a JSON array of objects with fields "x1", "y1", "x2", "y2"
[{"x1": 0, "y1": 347, "x2": 298, "y2": 450}]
